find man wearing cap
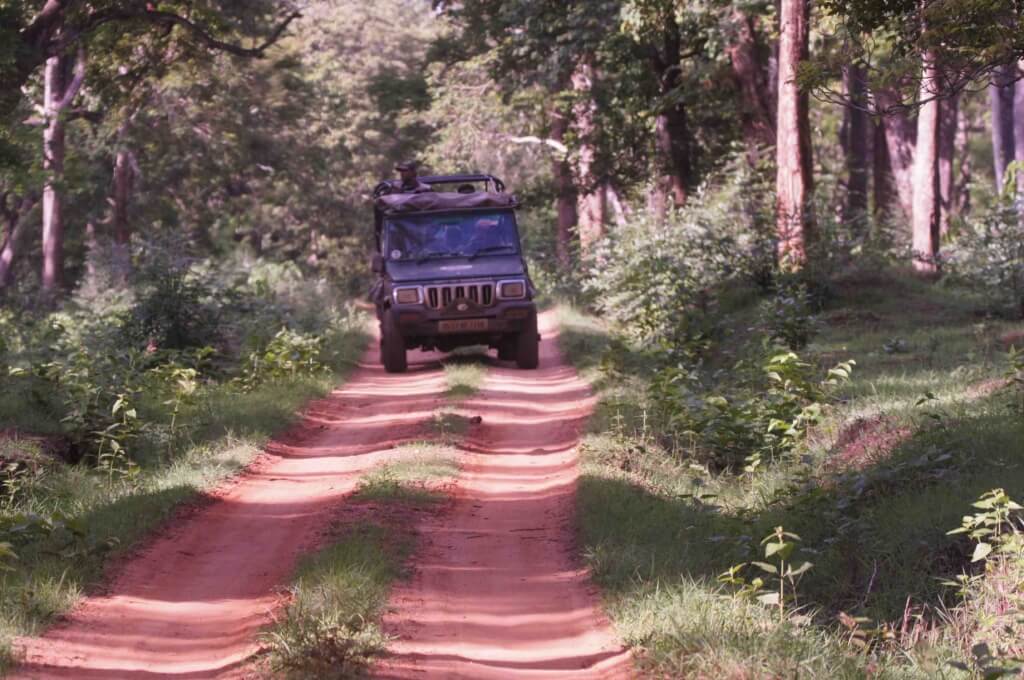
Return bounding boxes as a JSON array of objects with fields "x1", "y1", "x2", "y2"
[{"x1": 395, "y1": 161, "x2": 432, "y2": 193}]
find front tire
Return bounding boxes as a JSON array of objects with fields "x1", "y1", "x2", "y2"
[
  {"x1": 515, "y1": 312, "x2": 539, "y2": 369},
  {"x1": 380, "y1": 309, "x2": 407, "y2": 373}
]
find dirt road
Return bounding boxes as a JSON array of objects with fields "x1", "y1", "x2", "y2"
[
  {"x1": 12, "y1": 311, "x2": 629, "y2": 679},
  {"x1": 376, "y1": 314, "x2": 631, "y2": 679}
]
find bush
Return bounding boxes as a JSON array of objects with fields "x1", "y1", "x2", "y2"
[
  {"x1": 584, "y1": 155, "x2": 775, "y2": 356},
  {"x1": 946, "y1": 189, "x2": 1024, "y2": 318}
]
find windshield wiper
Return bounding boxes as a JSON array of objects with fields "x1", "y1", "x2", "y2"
[
  {"x1": 468, "y1": 244, "x2": 515, "y2": 259},
  {"x1": 415, "y1": 250, "x2": 464, "y2": 264}
]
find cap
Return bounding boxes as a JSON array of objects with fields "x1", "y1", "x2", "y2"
[{"x1": 395, "y1": 160, "x2": 418, "y2": 171}]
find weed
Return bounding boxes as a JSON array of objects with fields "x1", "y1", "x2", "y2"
[{"x1": 263, "y1": 525, "x2": 400, "y2": 679}]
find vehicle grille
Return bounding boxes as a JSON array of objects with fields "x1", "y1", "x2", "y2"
[{"x1": 424, "y1": 282, "x2": 494, "y2": 310}]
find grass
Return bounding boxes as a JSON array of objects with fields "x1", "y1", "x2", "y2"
[
  {"x1": 441, "y1": 350, "x2": 488, "y2": 400},
  {"x1": 351, "y1": 446, "x2": 459, "y2": 505},
  {"x1": 558, "y1": 267, "x2": 1024, "y2": 679},
  {"x1": 263, "y1": 451, "x2": 457, "y2": 679},
  {"x1": 0, "y1": 320, "x2": 371, "y2": 674},
  {"x1": 262, "y1": 524, "x2": 407, "y2": 679}
]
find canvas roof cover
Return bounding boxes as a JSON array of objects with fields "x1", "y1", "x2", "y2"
[{"x1": 375, "y1": 191, "x2": 517, "y2": 214}]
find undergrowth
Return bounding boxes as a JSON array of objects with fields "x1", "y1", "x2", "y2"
[
  {"x1": 0, "y1": 253, "x2": 372, "y2": 671},
  {"x1": 560, "y1": 266, "x2": 1024, "y2": 679}
]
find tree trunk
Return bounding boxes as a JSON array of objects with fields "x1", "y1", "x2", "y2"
[
  {"x1": 774, "y1": 0, "x2": 814, "y2": 269},
  {"x1": 726, "y1": 7, "x2": 776, "y2": 163},
  {"x1": 937, "y1": 92, "x2": 959, "y2": 237},
  {"x1": 954, "y1": 102, "x2": 972, "y2": 217},
  {"x1": 875, "y1": 87, "x2": 916, "y2": 221},
  {"x1": 911, "y1": 52, "x2": 940, "y2": 274},
  {"x1": 112, "y1": 148, "x2": 134, "y2": 245},
  {"x1": 550, "y1": 107, "x2": 577, "y2": 266},
  {"x1": 649, "y1": 17, "x2": 691, "y2": 214},
  {"x1": 572, "y1": 60, "x2": 605, "y2": 255},
  {"x1": 843, "y1": 64, "x2": 869, "y2": 229},
  {"x1": 873, "y1": 118, "x2": 896, "y2": 221},
  {"x1": 41, "y1": 54, "x2": 68, "y2": 296},
  {"x1": 0, "y1": 196, "x2": 35, "y2": 289},
  {"x1": 1014, "y1": 59, "x2": 1024, "y2": 200},
  {"x1": 989, "y1": 63, "x2": 1015, "y2": 192}
]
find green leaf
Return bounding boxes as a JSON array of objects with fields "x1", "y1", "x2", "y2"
[
  {"x1": 756, "y1": 592, "x2": 781, "y2": 606},
  {"x1": 751, "y1": 561, "x2": 778, "y2": 574},
  {"x1": 765, "y1": 541, "x2": 794, "y2": 561},
  {"x1": 971, "y1": 542, "x2": 993, "y2": 562}
]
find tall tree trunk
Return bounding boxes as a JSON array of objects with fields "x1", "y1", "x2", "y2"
[
  {"x1": 0, "y1": 195, "x2": 35, "y2": 289},
  {"x1": 989, "y1": 63, "x2": 1015, "y2": 192},
  {"x1": 727, "y1": 7, "x2": 776, "y2": 163},
  {"x1": 875, "y1": 87, "x2": 916, "y2": 221},
  {"x1": 937, "y1": 92, "x2": 959, "y2": 236},
  {"x1": 649, "y1": 16, "x2": 691, "y2": 214},
  {"x1": 572, "y1": 60, "x2": 605, "y2": 255},
  {"x1": 954, "y1": 102, "x2": 972, "y2": 216},
  {"x1": 843, "y1": 64, "x2": 869, "y2": 229},
  {"x1": 550, "y1": 107, "x2": 577, "y2": 266},
  {"x1": 41, "y1": 54, "x2": 67, "y2": 296},
  {"x1": 112, "y1": 148, "x2": 134, "y2": 245},
  {"x1": 775, "y1": 0, "x2": 814, "y2": 268},
  {"x1": 1014, "y1": 59, "x2": 1024, "y2": 200},
  {"x1": 873, "y1": 119, "x2": 896, "y2": 221},
  {"x1": 912, "y1": 51, "x2": 940, "y2": 274},
  {"x1": 38, "y1": 45, "x2": 84, "y2": 297}
]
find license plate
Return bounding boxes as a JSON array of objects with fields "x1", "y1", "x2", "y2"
[{"x1": 438, "y1": 318, "x2": 488, "y2": 333}]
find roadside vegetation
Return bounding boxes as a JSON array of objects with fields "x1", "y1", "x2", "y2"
[
  {"x1": 557, "y1": 205, "x2": 1024, "y2": 677},
  {"x1": 0, "y1": 251, "x2": 369, "y2": 672}
]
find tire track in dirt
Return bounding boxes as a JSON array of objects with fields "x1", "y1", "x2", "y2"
[
  {"x1": 11, "y1": 347, "x2": 451, "y2": 679},
  {"x1": 376, "y1": 311, "x2": 632, "y2": 679}
]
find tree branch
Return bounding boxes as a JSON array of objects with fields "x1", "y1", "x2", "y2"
[{"x1": 65, "y1": 8, "x2": 303, "y2": 59}]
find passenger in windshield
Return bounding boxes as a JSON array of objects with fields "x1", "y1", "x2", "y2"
[{"x1": 385, "y1": 212, "x2": 518, "y2": 261}]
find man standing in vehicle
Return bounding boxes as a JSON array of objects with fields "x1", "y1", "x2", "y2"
[{"x1": 395, "y1": 160, "x2": 432, "y2": 193}]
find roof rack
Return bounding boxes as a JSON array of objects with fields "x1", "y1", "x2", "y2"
[
  {"x1": 373, "y1": 173, "x2": 506, "y2": 199},
  {"x1": 418, "y1": 174, "x2": 506, "y2": 193}
]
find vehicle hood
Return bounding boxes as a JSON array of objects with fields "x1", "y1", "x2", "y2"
[{"x1": 386, "y1": 255, "x2": 526, "y2": 283}]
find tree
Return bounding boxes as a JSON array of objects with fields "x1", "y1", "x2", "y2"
[
  {"x1": 842, "y1": 64, "x2": 870, "y2": 227},
  {"x1": 989, "y1": 63, "x2": 1015, "y2": 192},
  {"x1": 725, "y1": 6, "x2": 776, "y2": 163},
  {"x1": 775, "y1": 0, "x2": 814, "y2": 268},
  {"x1": 0, "y1": 1, "x2": 301, "y2": 124},
  {"x1": 911, "y1": 49, "x2": 940, "y2": 274},
  {"x1": 40, "y1": 49, "x2": 86, "y2": 295}
]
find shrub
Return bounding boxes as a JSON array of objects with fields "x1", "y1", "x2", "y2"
[{"x1": 946, "y1": 186, "x2": 1024, "y2": 318}]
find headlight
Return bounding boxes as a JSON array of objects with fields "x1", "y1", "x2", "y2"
[
  {"x1": 498, "y1": 280, "x2": 526, "y2": 299},
  {"x1": 394, "y1": 287, "x2": 421, "y2": 304}
]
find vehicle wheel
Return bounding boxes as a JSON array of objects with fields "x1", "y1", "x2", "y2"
[
  {"x1": 497, "y1": 337, "x2": 516, "y2": 362},
  {"x1": 380, "y1": 309, "x2": 407, "y2": 373},
  {"x1": 515, "y1": 313, "x2": 539, "y2": 369}
]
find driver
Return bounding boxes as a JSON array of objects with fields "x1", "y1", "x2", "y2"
[{"x1": 467, "y1": 216, "x2": 508, "y2": 253}]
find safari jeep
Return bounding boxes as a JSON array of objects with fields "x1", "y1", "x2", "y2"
[{"x1": 369, "y1": 174, "x2": 540, "y2": 373}]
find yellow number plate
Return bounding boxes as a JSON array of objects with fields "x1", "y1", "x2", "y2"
[{"x1": 438, "y1": 318, "x2": 489, "y2": 333}]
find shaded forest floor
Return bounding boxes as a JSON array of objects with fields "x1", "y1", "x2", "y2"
[{"x1": 560, "y1": 267, "x2": 1024, "y2": 678}]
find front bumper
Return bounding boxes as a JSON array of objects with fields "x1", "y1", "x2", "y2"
[{"x1": 390, "y1": 300, "x2": 536, "y2": 337}]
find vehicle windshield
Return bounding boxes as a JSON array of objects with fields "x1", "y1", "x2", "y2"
[{"x1": 384, "y1": 211, "x2": 519, "y2": 261}]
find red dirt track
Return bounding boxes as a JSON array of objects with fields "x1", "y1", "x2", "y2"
[
  {"x1": 376, "y1": 313, "x2": 631, "y2": 679},
  {"x1": 12, "y1": 311, "x2": 630, "y2": 679}
]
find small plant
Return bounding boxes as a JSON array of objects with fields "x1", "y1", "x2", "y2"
[
  {"x1": 94, "y1": 394, "x2": 142, "y2": 487},
  {"x1": 237, "y1": 327, "x2": 326, "y2": 390},
  {"x1": 948, "y1": 488, "x2": 1023, "y2": 565},
  {"x1": 760, "y1": 281, "x2": 818, "y2": 350},
  {"x1": 718, "y1": 526, "x2": 814, "y2": 620}
]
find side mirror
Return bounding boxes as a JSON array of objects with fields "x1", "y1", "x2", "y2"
[{"x1": 371, "y1": 254, "x2": 384, "y2": 274}]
